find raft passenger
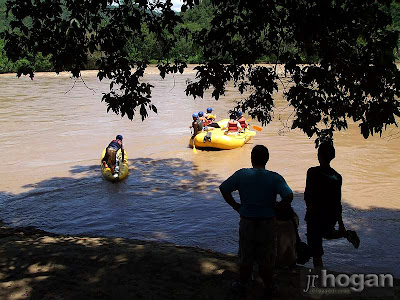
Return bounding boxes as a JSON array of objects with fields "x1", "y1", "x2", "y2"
[
  {"x1": 102, "y1": 135, "x2": 124, "y2": 177},
  {"x1": 205, "y1": 107, "x2": 220, "y2": 128},
  {"x1": 189, "y1": 113, "x2": 203, "y2": 138},
  {"x1": 226, "y1": 113, "x2": 242, "y2": 134},
  {"x1": 198, "y1": 111, "x2": 208, "y2": 128},
  {"x1": 237, "y1": 111, "x2": 248, "y2": 130}
]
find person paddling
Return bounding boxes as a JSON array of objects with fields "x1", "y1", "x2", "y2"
[
  {"x1": 237, "y1": 111, "x2": 248, "y2": 130},
  {"x1": 189, "y1": 113, "x2": 203, "y2": 138},
  {"x1": 205, "y1": 107, "x2": 220, "y2": 128},
  {"x1": 102, "y1": 135, "x2": 124, "y2": 177},
  {"x1": 226, "y1": 113, "x2": 242, "y2": 134},
  {"x1": 198, "y1": 111, "x2": 208, "y2": 128}
]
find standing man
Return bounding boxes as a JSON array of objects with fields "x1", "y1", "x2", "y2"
[
  {"x1": 219, "y1": 145, "x2": 293, "y2": 297},
  {"x1": 304, "y1": 142, "x2": 360, "y2": 269}
]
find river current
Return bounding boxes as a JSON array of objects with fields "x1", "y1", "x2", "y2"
[{"x1": 0, "y1": 66, "x2": 399, "y2": 276}]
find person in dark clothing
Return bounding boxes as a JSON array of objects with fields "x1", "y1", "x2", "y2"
[
  {"x1": 102, "y1": 135, "x2": 124, "y2": 176},
  {"x1": 305, "y1": 142, "x2": 360, "y2": 269}
]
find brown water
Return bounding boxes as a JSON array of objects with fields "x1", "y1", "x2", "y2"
[{"x1": 0, "y1": 66, "x2": 399, "y2": 276}]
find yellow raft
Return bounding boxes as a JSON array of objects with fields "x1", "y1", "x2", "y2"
[
  {"x1": 189, "y1": 119, "x2": 256, "y2": 150},
  {"x1": 100, "y1": 148, "x2": 129, "y2": 181}
]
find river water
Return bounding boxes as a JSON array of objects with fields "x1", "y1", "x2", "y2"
[{"x1": 0, "y1": 66, "x2": 399, "y2": 277}]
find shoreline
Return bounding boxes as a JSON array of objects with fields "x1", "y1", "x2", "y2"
[
  {"x1": 0, "y1": 64, "x2": 287, "y2": 77},
  {"x1": 0, "y1": 222, "x2": 398, "y2": 299}
]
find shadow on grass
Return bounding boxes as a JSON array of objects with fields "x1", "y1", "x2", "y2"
[{"x1": 0, "y1": 224, "x2": 242, "y2": 299}]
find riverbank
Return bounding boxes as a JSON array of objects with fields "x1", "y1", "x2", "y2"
[{"x1": 0, "y1": 222, "x2": 398, "y2": 300}]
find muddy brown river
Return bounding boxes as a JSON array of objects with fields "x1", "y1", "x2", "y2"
[{"x1": 0, "y1": 65, "x2": 399, "y2": 276}]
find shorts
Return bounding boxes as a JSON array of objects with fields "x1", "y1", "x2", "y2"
[
  {"x1": 306, "y1": 218, "x2": 337, "y2": 257},
  {"x1": 238, "y1": 217, "x2": 277, "y2": 267},
  {"x1": 105, "y1": 147, "x2": 117, "y2": 167}
]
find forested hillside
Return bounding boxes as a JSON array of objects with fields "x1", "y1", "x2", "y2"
[{"x1": 1, "y1": 0, "x2": 400, "y2": 73}]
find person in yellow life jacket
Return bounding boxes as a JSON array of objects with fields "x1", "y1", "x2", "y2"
[
  {"x1": 237, "y1": 111, "x2": 248, "y2": 130},
  {"x1": 205, "y1": 107, "x2": 220, "y2": 128},
  {"x1": 226, "y1": 113, "x2": 242, "y2": 134},
  {"x1": 189, "y1": 113, "x2": 203, "y2": 138},
  {"x1": 102, "y1": 134, "x2": 124, "y2": 176}
]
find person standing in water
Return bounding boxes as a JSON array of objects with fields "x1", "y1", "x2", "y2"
[{"x1": 304, "y1": 142, "x2": 360, "y2": 269}]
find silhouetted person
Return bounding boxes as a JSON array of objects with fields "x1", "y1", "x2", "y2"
[
  {"x1": 220, "y1": 145, "x2": 293, "y2": 297},
  {"x1": 304, "y1": 142, "x2": 360, "y2": 269}
]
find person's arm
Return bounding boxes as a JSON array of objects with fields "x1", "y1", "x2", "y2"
[
  {"x1": 280, "y1": 192, "x2": 293, "y2": 206},
  {"x1": 219, "y1": 171, "x2": 240, "y2": 213},
  {"x1": 193, "y1": 123, "x2": 199, "y2": 136},
  {"x1": 276, "y1": 174, "x2": 293, "y2": 209},
  {"x1": 121, "y1": 143, "x2": 125, "y2": 161},
  {"x1": 304, "y1": 168, "x2": 314, "y2": 212},
  {"x1": 220, "y1": 190, "x2": 241, "y2": 213}
]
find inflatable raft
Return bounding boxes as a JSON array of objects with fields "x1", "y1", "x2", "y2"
[
  {"x1": 100, "y1": 148, "x2": 129, "y2": 181},
  {"x1": 189, "y1": 119, "x2": 256, "y2": 150}
]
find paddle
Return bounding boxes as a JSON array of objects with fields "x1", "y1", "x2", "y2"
[
  {"x1": 193, "y1": 141, "x2": 198, "y2": 154},
  {"x1": 249, "y1": 124, "x2": 262, "y2": 131},
  {"x1": 247, "y1": 131, "x2": 257, "y2": 136}
]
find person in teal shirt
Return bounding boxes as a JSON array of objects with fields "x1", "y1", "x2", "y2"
[{"x1": 220, "y1": 145, "x2": 293, "y2": 297}]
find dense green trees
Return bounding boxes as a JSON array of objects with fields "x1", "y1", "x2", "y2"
[
  {"x1": 0, "y1": 0, "x2": 214, "y2": 73},
  {"x1": 1, "y1": 0, "x2": 400, "y2": 143}
]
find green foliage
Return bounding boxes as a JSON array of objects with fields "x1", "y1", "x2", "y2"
[
  {"x1": 0, "y1": 0, "x2": 6, "y2": 32},
  {"x1": 185, "y1": 0, "x2": 400, "y2": 144},
  {"x1": 2, "y1": 0, "x2": 400, "y2": 144},
  {"x1": 0, "y1": 39, "x2": 13, "y2": 72},
  {"x1": 390, "y1": 2, "x2": 400, "y2": 56},
  {"x1": 34, "y1": 52, "x2": 53, "y2": 72},
  {"x1": 0, "y1": 39, "x2": 53, "y2": 73}
]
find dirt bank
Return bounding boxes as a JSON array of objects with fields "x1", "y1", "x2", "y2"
[{"x1": 0, "y1": 222, "x2": 397, "y2": 300}]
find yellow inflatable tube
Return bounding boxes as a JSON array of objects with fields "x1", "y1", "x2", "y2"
[{"x1": 100, "y1": 148, "x2": 129, "y2": 181}]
